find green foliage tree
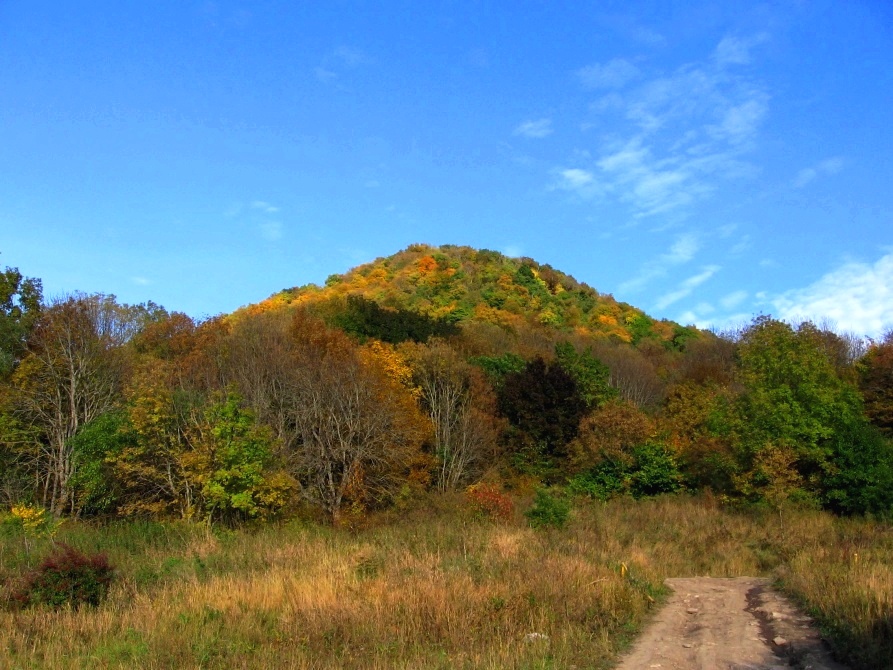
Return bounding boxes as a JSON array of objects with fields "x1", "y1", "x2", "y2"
[
  {"x1": 185, "y1": 391, "x2": 292, "y2": 523},
  {"x1": 820, "y1": 417, "x2": 893, "y2": 515},
  {"x1": 554, "y1": 341, "x2": 617, "y2": 409},
  {"x1": 525, "y1": 487, "x2": 571, "y2": 529},
  {"x1": 469, "y1": 352, "x2": 526, "y2": 389},
  {"x1": 736, "y1": 317, "x2": 860, "y2": 470},
  {"x1": 734, "y1": 316, "x2": 893, "y2": 513},
  {"x1": 0, "y1": 263, "x2": 42, "y2": 379},
  {"x1": 66, "y1": 411, "x2": 131, "y2": 517},
  {"x1": 498, "y1": 357, "x2": 587, "y2": 475},
  {"x1": 569, "y1": 442, "x2": 682, "y2": 500},
  {"x1": 333, "y1": 295, "x2": 458, "y2": 344}
]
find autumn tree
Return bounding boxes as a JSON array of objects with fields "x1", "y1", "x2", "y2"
[
  {"x1": 592, "y1": 343, "x2": 666, "y2": 409},
  {"x1": 675, "y1": 333, "x2": 737, "y2": 387},
  {"x1": 110, "y1": 359, "x2": 198, "y2": 517},
  {"x1": 405, "y1": 340, "x2": 500, "y2": 491},
  {"x1": 285, "y1": 312, "x2": 430, "y2": 523},
  {"x1": 218, "y1": 310, "x2": 299, "y2": 450},
  {"x1": 10, "y1": 294, "x2": 142, "y2": 514},
  {"x1": 568, "y1": 398, "x2": 655, "y2": 472},
  {"x1": 858, "y1": 329, "x2": 893, "y2": 435},
  {"x1": 661, "y1": 382, "x2": 737, "y2": 491}
]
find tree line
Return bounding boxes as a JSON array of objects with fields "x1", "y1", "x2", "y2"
[{"x1": 2, "y1": 260, "x2": 892, "y2": 525}]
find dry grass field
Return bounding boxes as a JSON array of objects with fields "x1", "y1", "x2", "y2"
[{"x1": 1, "y1": 495, "x2": 891, "y2": 669}]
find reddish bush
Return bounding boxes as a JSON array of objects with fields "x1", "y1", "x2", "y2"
[
  {"x1": 465, "y1": 483, "x2": 514, "y2": 522},
  {"x1": 9, "y1": 544, "x2": 115, "y2": 610}
]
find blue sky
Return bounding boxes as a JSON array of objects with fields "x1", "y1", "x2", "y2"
[{"x1": 2, "y1": 1, "x2": 892, "y2": 336}]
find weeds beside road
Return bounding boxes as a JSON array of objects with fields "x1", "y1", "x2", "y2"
[{"x1": 1, "y1": 495, "x2": 891, "y2": 669}]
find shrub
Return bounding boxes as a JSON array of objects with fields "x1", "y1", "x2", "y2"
[
  {"x1": 465, "y1": 483, "x2": 514, "y2": 522},
  {"x1": 9, "y1": 544, "x2": 115, "y2": 609},
  {"x1": 7, "y1": 503, "x2": 61, "y2": 539},
  {"x1": 568, "y1": 442, "x2": 683, "y2": 501},
  {"x1": 629, "y1": 443, "x2": 683, "y2": 498},
  {"x1": 525, "y1": 487, "x2": 571, "y2": 529}
]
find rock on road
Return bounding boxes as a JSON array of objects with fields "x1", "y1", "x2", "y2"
[{"x1": 614, "y1": 577, "x2": 849, "y2": 670}]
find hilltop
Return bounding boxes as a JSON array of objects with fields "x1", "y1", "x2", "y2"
[{"x1": 248, "y1": 243, "x2": 698, "y2": 348}]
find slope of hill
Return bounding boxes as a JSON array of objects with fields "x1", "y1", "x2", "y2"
[{"x1": 250, "y1": 243, "x2": 696, "y2": 347}]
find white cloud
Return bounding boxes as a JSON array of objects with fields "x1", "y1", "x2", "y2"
[
  {"x1": 793, "y1": 157, "x2": 845, "y2": 188},
  {"x1": 713, "y1": 34, "x2": 767, "y2": 67},
  {"x1": 677, "y1": 310, "x2": 700, "y2": 326},
  {"x1": 711, "y1": 96, "x2": 769, "y2": 145},
  {"x1": 315, "y1": 45, "x2": 367, "y2": 84},
  {"x1": 514, "y1": 118, "x2": 553, "y2": 138},
  {"x1": 620, "y1": 232, "x2": 701, "y2": 293},
  {"x1": 665, "y1": 233, "x2": 701, "y2": 264},
  {"x1": 654, "y1": 264, "x2": 720, "y2": 309},
  {"x1": 577, "y1": 58, "x2": 641, "y2": 89},
  {"x1": 314, "y1": 67, "x2": 337, "y2": 83},
  {"x1": 131, "y1": 276, "x2": 151, "y2": 286},
  {"x1": 720, "y1": 290, "x2": 748, "y2": 310},
  {"x1": 553, "y1": 168, "x2": 604, "y2": 199},
  {"x1": 770, "y1": 253, "x2": 893, "y2": 337},
  {"x1": 564, "y1": 35, "x2": 770, "y2": 218},
  {"x1": 333, "y1": 45, "x2": 365, "y2": 67},
  {"x1": 251, "y1": 200, "x2": 280, "y2": 214},
  {"x1": 260, "y1": 222, "x2": 284, "y2": 241},
  {"x1": 730, "y1": 235, "x2": 751, "y2": 254}
]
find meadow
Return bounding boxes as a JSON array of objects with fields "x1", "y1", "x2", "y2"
[{"x1": 1, "y1": 494, "x2": 891, "y2": 669}]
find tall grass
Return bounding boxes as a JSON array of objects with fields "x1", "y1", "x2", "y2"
[{"x1": 1, "y1": 495, "x2": 891, "y2": 669}]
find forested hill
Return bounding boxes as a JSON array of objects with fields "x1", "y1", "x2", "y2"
[
  {"x1": 249, "y1": 244, "x2": 697, "y2": 348},
  {"x1": 2, "y1": 245, "x2": 893, "y2": 529}
]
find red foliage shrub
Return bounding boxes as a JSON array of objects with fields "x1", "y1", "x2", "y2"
[
  {"x1": 9, "y1": 544, "x2": 115, "y2": 610},
  {"x1": 465, "y1": 483, "x2": 514, "y2": 522}
]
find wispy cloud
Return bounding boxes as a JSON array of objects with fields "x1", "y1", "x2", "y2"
[
  {"x1": 131, "y1": 276, "x2": 151, "y2": 286},
  {"x1": 333, "y1": 45, "x2": 365, "y2": 67},
  {"x1": 554, "y1": 167, "x2": 602, "y2": 198},
  {"x1": 314, "y1": 67, "x2": 337, "y2": 83},
  {"x1": 720, "y1": 289, "x2": 748, "y2": 310},
  {"x1": 730, "y1": 235, "x2": 751, "y2": 254},
  {"x1": 620, "y1": 232, "x2": 701, "y2": 293},
  {"x1": 514, "y1": 118, "x2": 553, "y2": 138},
  {"x1": 577, "y1": 58, "x2": 640, "y2": 89},
  {"x1": 251, "y1": 200, "x2": 280, "y2": 214},
  {"x1": 260, "y1": 222, "x2": 283, "y2": 241},
  {"x1": 560, "y1": 34, "x2": 769, "y2": 218},
  {"x1": 713, "y1": 34, "x2": 768, "y2": 67},
  {"x1": 654, "y1": 264, "x2": 720, "y2": 309},
  {"x1": 316, "y1": 45, "x2": 368, "y2": 83},
  {"x1": 769, "y1": 252, "x2": 893, "y2": 337},
  {"x1": 793, "y1": 157, "x2": 845, "y2": 188}
]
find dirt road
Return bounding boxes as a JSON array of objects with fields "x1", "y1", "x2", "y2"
[{"x1": 614, "y1": 577, "x2": 848, "y2": 670}]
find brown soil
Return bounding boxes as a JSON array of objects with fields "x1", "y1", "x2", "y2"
[{"x1": 614, "y1": 577, "x2": 849, "y2": 669}]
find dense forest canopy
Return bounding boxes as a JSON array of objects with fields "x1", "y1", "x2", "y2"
[{"x1": 2, "y1": 244, "x2": 892, "y2": 524}]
